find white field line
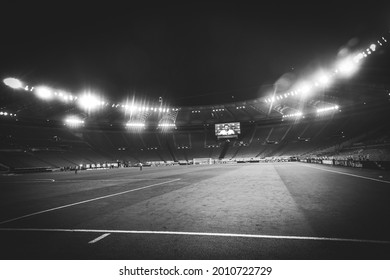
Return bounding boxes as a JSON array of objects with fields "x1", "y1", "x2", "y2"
[
  {"x1": 0, "y1": 178, "x2": 181, "y2": 225},
  {"x1": 4, "y1": 179, "x2": 56, "y2": 183},
  {"x1": 0, "y1": 227, "x2": 389, "y2": 245},
  {"x1": 299, "y1": 164, "x2": 390, "y2": 184},
  {"x1": 2, "y1": 178, "x2": 167, "y2": 184},
  {"x1": 88, "y1": 233, "x2": 111, "y2": 244}
]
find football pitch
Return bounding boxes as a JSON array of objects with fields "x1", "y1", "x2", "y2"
[{"x1": 1, "y1": 162, "x2": 390, "y2": 259}]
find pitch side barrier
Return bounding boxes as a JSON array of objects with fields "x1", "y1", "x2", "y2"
[{"x1": 303, "y1": 158, "x2": 390, "y2": 170}]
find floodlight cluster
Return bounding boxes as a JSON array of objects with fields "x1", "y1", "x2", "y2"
[
  {"x1": 317, "y1": 105, "x2": 339, "y2": 113},
  {"x1": 282, "y1": 112, "x2": 303, "y2": 119},
  {"x1": 0, "y1": 111, "x2": 16, "y2": 118},
  {"x1": 158, "y1": 123, "x2": 176, "y2": 127},
  {"x1": 3, "y1": 78, "x2": 23, "y2": 89},
  {"x1": 264, "y1": 34, "x2": 388, "y2": 104},
  {"x1": 177, "y1": 146, "x2": 189, "y2": 149},
  {"x1": 2, "y1": 78, "x2": 176, "y2": 115},
  {"x1": 2, "y1": 31, "x2": 387, "y2": 128},
  {"x1": 64, "y1": 116, "x2": 85, "y2": 128},
  {"x1": 125, "y1": 122, "x2": 146, "y2": 128}
]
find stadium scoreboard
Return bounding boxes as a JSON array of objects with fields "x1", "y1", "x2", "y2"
[{"x1": 215, "y1": 122, "x2": 240, "y2": 139}]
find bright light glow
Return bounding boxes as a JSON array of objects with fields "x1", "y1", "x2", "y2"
[
  {"x1": 77, "y1": 93, "x2": 102, "y2": 111},
  {"x1": 295, "y1": 82, "x2": 312, "y2": 96},
  {"x1": 337, "y1": 57, "x2": 359, "y2": 77},
  {"x1": 125, "y1": 122, "x2": 145, "y2": 128},
  {"x1": 301, "y1": 83, "x2": 312, "y2": 94},
  {"x1": 35, "y1": 86, "x2": 53, "y2": 100},
  {"x1": 65, "y1": 116, "x2": 84, "y2": 127},
  {"x1": 3, "y1": 77, "x2": 23, "y2": 89},
  {"x1": 353, "y1": 53, "x2": 364, "y2": 63},
  {"x1": 158, "y1": 123, "x2": 176, "y2": 128},
  {"x1": 317, "y1": 105, "x2": 340, "y2": 113},
  {"x1": 316, "y1": 71, "x2": 332, "y2": 86},
  {"x1": 282, "y1": 112, "x2": 303, "y2": 118}
]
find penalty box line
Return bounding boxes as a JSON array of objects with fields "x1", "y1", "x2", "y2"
[
  {"x1": 0, "y1": 178, "x2": 181, "y2": 225},
  {"x1": 0, "y1": 227, "x2": 390, "y2": 245}
]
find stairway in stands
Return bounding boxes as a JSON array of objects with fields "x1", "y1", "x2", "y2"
[{"x1": 219, "y1": 140, "x2": 230, "y2": 160}]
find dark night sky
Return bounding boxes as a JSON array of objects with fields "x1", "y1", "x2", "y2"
[{"x1": 1, "y1": 1, "x2": 390, "y2": 106}]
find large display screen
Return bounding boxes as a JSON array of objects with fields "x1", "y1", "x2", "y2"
[{"x1": 215, "y1": 122, "x2": 241, "y2": 138}]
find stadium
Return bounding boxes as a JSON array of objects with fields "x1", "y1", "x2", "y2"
[{"x1": 1, "y1": 3, "x2": 390, "y2": 260}]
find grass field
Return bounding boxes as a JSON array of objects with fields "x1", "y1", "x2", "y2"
[{"x1": 1, "y1": 162, "x2": 390, "y2": 259}]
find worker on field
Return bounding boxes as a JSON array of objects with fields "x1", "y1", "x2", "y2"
[{"x1": 139, "y1": 162, "x2": 143, "y2": 171}]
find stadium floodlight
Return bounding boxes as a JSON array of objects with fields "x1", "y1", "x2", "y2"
[
  {"x1": 64, "y1": 116, "x2": 85, "y2": 128},
  {"x1": 336, "y1": 57, "x2": 359, "y2": 77},
  {"x1": 300, "y1": 83, "x2": 312, "y2": 94},
  {"x1": 295, "y1": 81, "x2": 312, "y2": 97},
  {"x1": 77, "y1": 93, "x2": 102, "y2": 112},
  {"x1": 125, "y1": 122, "x2": 145, "y2": 129},
  {"x1": 3, "y1": 77, "x2": 23, "y2": 89},
  {"x1": 315, "y1": 71, "x2": 332, "y2": 87},
  {"x1": 34, "y1": 86, "x2": 53, "y2": 100},
  {"x1": 158, "y1": 123, "x2": 176, "y2": 130},
  {"x1": 317, "y1": 105, "x2": 340, "y2": 113},
  {"x1": 282, "y1": 111, "x2": 303, "y2": 119}
]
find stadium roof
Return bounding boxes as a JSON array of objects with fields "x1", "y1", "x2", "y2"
[{"x1": 1, "y1": 1, "x2": 390, "y2": 125}]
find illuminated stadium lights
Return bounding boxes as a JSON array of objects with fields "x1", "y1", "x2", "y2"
[
  {"x1": 158, "y1": 123, "x2": 176, "y2": 130},
  {"x1": 119, "y1": 102, "x2": 171, "y2": 114},
  {"x1": 0, "y1": 111, "x2": 16, "y2": 118},
  {"x1": 177, "y1": 146, "x2": 189, "y2": 149},
  {"x1": 212, "y1": 108, "x2": 224, "y2": 112},
  {"x1": 125, "y1": 122, "x2": 145, "y2": 128},
  {"x1": 263, "y1": 33, "x2": 388, "y2": 104},
  {"x1": 317, "y1": 105, "x2": 339, "y2": 113},
  {"x1": 336, "y1": 56, "x2": 360, "y2": 77},
  {"x1": 236, "y1": 106, "x2": 246, "y2": 109},
  {"x1": 77, "y1": 93, "x2": 104, "y2": 112},
  {"x1": 315, "y1": 71, "x2": 332, "y2": 86},
  {"x1": 64, "y1": 116, "x2": 84, "y2": 128},
  {"x1": 282, "y1": 112, "x2": 303, "y2": 118},
  {"x1": 158, "y1": 123, "x2": 176, "y2": 127},
  {"x1": 34, "y1": 86, "x2": 54, "y2": 100},
  {"x1": 294, "y1": 81, "x2": 313, "y2": 97},
  {"x1": 3, "y1": 77, "x2": 23, "y2": 89},
  {"x1": 3, "y1": 77, "x2": 175, "y2": 119},
  {"x1": 191, "y1": 110, "x2": 201, "y2": 113}
]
